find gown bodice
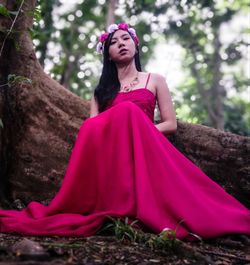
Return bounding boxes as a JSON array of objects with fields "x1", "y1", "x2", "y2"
[{"x1": 108, "y1": 88, "x2": 156, "y2": 121}]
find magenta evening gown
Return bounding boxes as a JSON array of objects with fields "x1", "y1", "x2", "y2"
[{"x1": 0, "y1": 87, "x2": 249, "y2": 240}]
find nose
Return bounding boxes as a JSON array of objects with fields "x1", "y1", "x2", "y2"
[{"x1": 118, "y1": 39, "x2": 125, "y2": 48}]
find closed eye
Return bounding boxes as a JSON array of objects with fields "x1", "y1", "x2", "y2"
[{"x1": 110, "y1": 36, "x2": 130, "y2": 45}]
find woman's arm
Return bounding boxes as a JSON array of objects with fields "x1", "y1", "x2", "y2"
[
  {"x1": 90, "y1": 95, "x2": 99, "y2": 118},
  {"x1": 153, "y1": 74, "x2": 177, "y2": 135}
]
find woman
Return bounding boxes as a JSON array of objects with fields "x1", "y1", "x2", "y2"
[
  {"x1": 91, "y1": 23, "x2": 177, "y2": 136},
  {"x1": 0, "y1": 23, "x2": 249, "y2": 240}
]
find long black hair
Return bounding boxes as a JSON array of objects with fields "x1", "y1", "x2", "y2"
[{"x1": 94, "y1": 31, "x2": 142, "y2": 112}]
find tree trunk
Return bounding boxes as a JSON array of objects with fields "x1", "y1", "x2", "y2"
[
  {"x1": 210, "y1": 28, "x2": 225, "y2": 130},
  {"x1": 0, "y1": 0, "x2": 249, "y2": 209},
  {"x1": 60, "y1": 53, "x2": 80, "y2": 90},
  {"x1": 170, "y1": 122, "x2": 249, "y2": 207},
  {"x1": 0, "y1": 0, "x2": 89, "y2": 206},
  {"x1": 106, "y1": 0, "x2": 117, "y2": 28},
  {"x1": 38, "y1": 1, "x2": 55, "y2": 67}
]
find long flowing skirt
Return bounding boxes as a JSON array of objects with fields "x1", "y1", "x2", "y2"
[{"x1": 0, "y1": 101, "x2": 249, "y2": 239}]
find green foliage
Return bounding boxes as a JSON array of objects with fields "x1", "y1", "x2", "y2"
[
  {"x1": 0, "y1": 4, "x2": 10, "y2": 16},
  {"x1": 103, "y1": 216, "x2": 141, "y2": 242},
  {"x1": 32, "y1": 0, "x2": 161, "y2": 99},
  {"x1": 147, "y1": 228, "x2": 177, "y2": 250},
  {"x1": 97, "y1": 216, "x2": 181, "y2": 251},
  {"x1": 7, "y1": 74, "x2": 32, "y2": 87},
  {"x1": 224, "y1": 98, "x2": 250, "y2": 136},
  {"x1": 152, "y1": 0, "x2": 249, "y2": 132},
  {"x1": 0, "y1": 3, "x2": 18, "y2": 16},
  {"x1": 26, "y1": 6, "x2": 42, "y2": 22},
  {"x1": 31, "y1": 0, "x2": 249, "y2": 134},
  {"x1": 0, "y1": 75, "x2": 32, "y2": 88}
]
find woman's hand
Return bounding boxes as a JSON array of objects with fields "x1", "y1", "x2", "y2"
[{"x1": 155, "y1": 121, "x2": 177, "y2": 135}]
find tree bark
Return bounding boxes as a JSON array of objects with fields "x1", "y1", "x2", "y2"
[
  {"x1": 38, "y1": 1, "x2": 55, "y2": 67},
  {"x1": 169, "y1": 122, "x2": 250, "y2": 207},
  {"x1": 0, "y1": 0, "x2": 89, "y2": 205},
  {"x1": 106, "y1": 0, "x2": 117, "y2": 28},
  {"x1": 0, "y1": 0, "x2": 249, "y2": 209},
  {"x1": 60, "y1": 53, "x2": 80, "y2": 90},
  {"x1": 211, "y1": 28, "x2": 225, "y2": 130}
]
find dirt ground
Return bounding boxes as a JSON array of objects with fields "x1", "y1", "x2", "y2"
[{"x1": 0, "y1": 232, "x2": 249, "y2": 265}]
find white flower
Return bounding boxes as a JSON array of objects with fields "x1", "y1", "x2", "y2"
[
  {"x1": 96, "y1": 42, "x2": 103, "y2": 54},
  {"x1": 107, "y1": 24, "x2": 119, "y2": 33},
  {"x1": 162, "y1": 227, "x2": 171, "y2": 231},
  {"x1": 128, "y1": 27, "x2": 136, "y2": 37}
]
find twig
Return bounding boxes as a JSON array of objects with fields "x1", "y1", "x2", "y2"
[
  {"x1": 40, "y1": 242, "x2": 84, "y2": 249},
  {"x1": 197, "y1": 249, "x2": 250, "y2": 262},
  {"x1": 0, "y1": 0, "x2": 25, "y2": 58}
]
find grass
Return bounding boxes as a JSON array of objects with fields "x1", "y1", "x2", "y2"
[{"x1": 97, "y1": 216, "x2": 181, "y2": 251}]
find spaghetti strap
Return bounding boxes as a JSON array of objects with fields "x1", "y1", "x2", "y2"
[{"x1": 145, "y1": 73, "x2": 151, "y2": 88}]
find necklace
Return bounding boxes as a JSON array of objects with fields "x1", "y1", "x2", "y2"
[{"x1": 120, "y1": 72, "x2": 139, "y2": 92}]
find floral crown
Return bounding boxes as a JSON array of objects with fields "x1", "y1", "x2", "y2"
[{"x1": 96, "y1": 22, "x2": 139, "y2": 54}]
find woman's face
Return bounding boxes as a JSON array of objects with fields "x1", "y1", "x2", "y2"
[{"x1": 108, "y1": 30, "x2": 137, "y2": 63}]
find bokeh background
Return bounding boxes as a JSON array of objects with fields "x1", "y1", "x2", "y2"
[{"x1": 32, "y1": 0, "x2": 249, "y2": 135}]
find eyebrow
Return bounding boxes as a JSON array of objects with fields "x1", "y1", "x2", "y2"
[{"x1": 111, "y1": 33, "x2": 130, "y2": 40}]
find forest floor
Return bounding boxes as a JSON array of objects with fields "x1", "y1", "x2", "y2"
[{"x1": 0, "y1": 231, "x2": 249, "y2": 265}]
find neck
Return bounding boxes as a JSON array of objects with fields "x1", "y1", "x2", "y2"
[{"x1": 116, "y1": 60, "x2": 138, "y2": 82}]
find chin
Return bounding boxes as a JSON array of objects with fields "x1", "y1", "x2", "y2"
[{"x1": 115, "y1": 56, "x2": 134, "y2": 64}]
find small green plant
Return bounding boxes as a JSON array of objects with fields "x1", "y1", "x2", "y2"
[
  {"x1": 98, "y1": 216, "x2": 180, "y2": 251},
  {"x1": 0, "y1": 74, "x2": 32, "y2": 88},
  {"x1": 7, "y1": 74, "x2": 32, "y2": 87},
  {"x1": 0, "y1": 4, "x2": 19, "y2": 17},
  {"x1": 146, "y1": 228, "x2": 177, "y2": 250},
  {"x1": 98, "y1": 216, "x2": 141, "y2": 242},
  {"x1": 0, "y1": 4, "x2": 10, "y2": 17},
  {"x1": 115, "y1": 217, "x2": 141, "y2": 241},
  {"x1": 0, "y1": 118, "x2": 3, "y2": 128}
]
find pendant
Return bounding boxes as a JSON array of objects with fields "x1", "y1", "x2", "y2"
[{"x1": 120, "y1": 73, "x2": 139, "y2": 92}]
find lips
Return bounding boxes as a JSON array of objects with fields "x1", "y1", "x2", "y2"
[{"x1": 119, "y1": 48, "x2": 128, "y2": 54}]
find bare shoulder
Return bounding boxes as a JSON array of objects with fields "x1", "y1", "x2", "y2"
[
  {"x1": 148, "y1": 73, "x2": 170, "y2": 94},
  {"x1": 147, "y1": 73, "x2": 167, "y2": 87},
  {"x1": 140, "y1": 72, "x2": 163, "y2": 80},
  {"x1": 150, "y1": 72, "x2": 166, "y2": 82}
]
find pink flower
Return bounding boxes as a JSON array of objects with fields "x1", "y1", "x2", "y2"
[
  {"x1": 99, "y1": 33, "x2": 109, "y2": 42},
  {"x1": 118, "y1": 23, "x2": 129, "y2": 31}
]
